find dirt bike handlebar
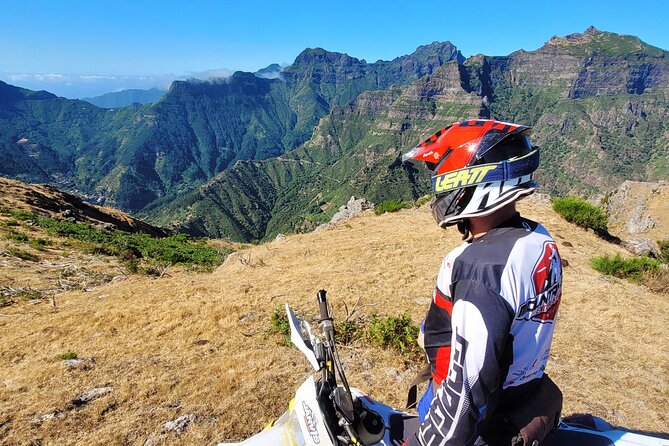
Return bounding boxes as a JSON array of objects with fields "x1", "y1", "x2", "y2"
[{"x1": 318, "y1": 289, "x2": 329, "y2": 320}]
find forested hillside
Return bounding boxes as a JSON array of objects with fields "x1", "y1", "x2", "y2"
[{"x1": 1, "y1": 27, "x2": 668, "y2": 241}]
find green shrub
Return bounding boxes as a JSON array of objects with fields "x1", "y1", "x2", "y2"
[
  {"x1": 270, "y1": 306, "x2": 291, "y2": 344},
  {"x1": 374, "y1": 199, "x2": 412, "y2": 215},
  {"x1": 365, "y1": 313, "x2": 420, "y2": 357},
  {"x1": 8, "y1": 210, "x2": 36, "y2": 221},
  {"x1": 8, "y1": 248, "x2": 38, "y2": 261},
  {"x1": 15, "y1": 289, "x2": 43, "y2": 300},
  {"x1": 6, "y1": 231, "x2": 29, "y2": 243},
  {"x1": 658, "y1": 240, "x2": 669, "y2": 264},
  {"x1": 414, "y1": 195, "x2": 432, "y2": 207},
  {"x1": 335, "y1": 319, "x2": 364, "y2": 345},
  {"x1": 57, "y1": 351, "x2": 78, "y2": 361},
  {"x1": 28, "y1": 238, "x2": 50, "y2": 251},
  {"x1": 591, "y1": 254, "x2": 661, "y2": 283},
  {"x1": 269, "y1": 307, "x2": 421, "y2": 356},
  {"x1": 10, "y1": 211, "x2": 226, "y2": 268},
  {"x1": 552, "y1": 196, "x2": 608, "y2": 232},
  {"x1": 270, "y1": 307, "x2": 290, "y2": 336},
  {"x1": 124, "y1": 259, "x2": 139, "y2": 274}
]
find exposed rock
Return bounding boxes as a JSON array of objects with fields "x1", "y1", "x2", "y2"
[
  {"x1": 606, "y1": 181, "x2": 659, "y2": 234},
  {"x1": 220, "y1": 252, "x2": 239, "y2": 267},
  {"x1": 622, "y1": 238, "x2": 659, "y2": 257},
  {"x1": 62, "y1": 359, "x2": 85, "y2": 369},
  {"x1": 32, "y1": 410, "x2": 64, "y2": 425},
  {"x1": 72, "y1": 387, "x2": 113, "y2": 407},
  {"x1": 605, "y1": 181, "x2": 669, "y2": 251},
  {"x1": 162, "y1": 414, "x2": 195, "y2": 434},
  {"x1": 385, "y1": 368, "x2": 400, "y2": 379},
  {"x1": 330, "y1": 196, "x2": 374, "y2": 224},
  {"x1": 315, "y1": 196, "x2": 375, "y2": 232},
  {"x1": 95, "y1": 222, "x2": 117, "y2": 231},
  {"x1": 528, "y1": 193, "x2": 552, "y2": 205}
]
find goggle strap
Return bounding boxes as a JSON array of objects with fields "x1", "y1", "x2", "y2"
[{"x1": 431, "y1": 149, "x2": 539, "y2": 194}]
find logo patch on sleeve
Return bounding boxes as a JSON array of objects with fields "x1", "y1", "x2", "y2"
[{"x1": 517, "y1": 241, "x2": 562, "y2": 322}]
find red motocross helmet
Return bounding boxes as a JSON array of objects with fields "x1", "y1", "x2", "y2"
[{"x1": 402, "y1": 119, "x2": 540, "y2": 227}]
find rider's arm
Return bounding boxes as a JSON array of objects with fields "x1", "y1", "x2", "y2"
[
  {"x1": 422, "y1": 284, "x2": 454, "y2": 384},
  {"x1": 407, "y1": 279, "x2": 514, "y2": 446}
]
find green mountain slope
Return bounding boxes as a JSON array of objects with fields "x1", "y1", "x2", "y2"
[
  {"x1": 2, "y1": 28, "x2": 668, "y2": 242},
  {"x1": 0, "y1": 42, "x2": 462, "y2": 212},
  {"x1": 146, "y1": 28, "x2": 669, "y2": 241},
  {"x1": 146, "y1": 62, "x2": 483, "y2": 240}
]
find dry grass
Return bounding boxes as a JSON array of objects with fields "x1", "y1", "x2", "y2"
[
  {"x1": 0, "y1": 197, "x2": 667, "y2": 445},
  {"x1": 0, "y1": 219, "x2": 123, "y2": 307},
  {"x1": 644, "y1": 269, "x2": 669, "y2": 295},
  {"x1": 0, "y1": 177, "x2": 167, "y2": 237}
]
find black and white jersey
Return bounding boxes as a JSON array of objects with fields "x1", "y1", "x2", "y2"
[{"x1": 410, "y1": 214, "x2": 562, "y2": 446}]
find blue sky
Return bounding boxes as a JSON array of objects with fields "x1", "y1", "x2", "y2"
[{"x1": 1, "y1": 0, "x2": 668, "y2": 97}]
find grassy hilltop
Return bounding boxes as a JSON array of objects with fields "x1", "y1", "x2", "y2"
[{"x1": 0, "y1": 196, "x2": 667, "y2": 445}]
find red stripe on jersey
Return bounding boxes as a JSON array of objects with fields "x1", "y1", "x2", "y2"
[
  {"x1": 432, "y1": 346, "x2": 452, "y2": 385},
  {"x1": 434, "y1": 286, "x2": 453, "y2": 315}
]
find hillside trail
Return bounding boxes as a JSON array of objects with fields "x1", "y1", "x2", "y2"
[{"x1": 0, "y1": 197, "x2": 667, "y2": 445}]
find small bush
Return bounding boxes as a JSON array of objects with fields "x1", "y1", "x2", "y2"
[
  {"x1": 8, "y1": 211, "x2": 226, "y2": 268},
  {"x1": 552, "y1": 196, "x2": 608, "y2": 232},
  {"x1": 591, "y1": 254, "x2": 661, "y2": 283},
  {"x1": 270, "y1": 307, "x2": 290, "y2": 337},
  {"x1": 335, "y1": 319, "x2": 364, "y2": 345},
  {"x1": 15, "y1": 289, "x2": 44, "y2": 300},
  {"x1": 645, "y1": 269, "x2": 669, "y2": 294},
  {"x1": 9, "y1": 210, "x2": 36, "y2": 221},
  {"x1": 414, "y1": 195, "x2": 432, "y2": 207},
  {"x1": 142, "y1": 264, "x2": 168, "y2": 277},
  {"x1": 6, "y1": 231, "x2": 29, "y2": 243},
  {"x1": 8, "y1": 248, "x2": 38, "y2": 261},
  {"x1": 57, "y1": 351, "x2": 78, "y2": 361},
  {"x1": 658, "y1": 240, "x2": 669, "y2": 264},
  {"x1": 365, "y1": 313, "x2": 421, "y2": 358},
  {"x1": 374, "y1": 199, "x2": 412, "y2": 215},
  {"x1": 28, "y1": 238, "x2": 50, "y2": 251},
  {"x1": 124, "y1": 259, "x2": 139, "y2": 274}
]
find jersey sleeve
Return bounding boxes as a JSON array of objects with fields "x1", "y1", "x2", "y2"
[
  {"x1": 408, "y1": 279, "x2": 514, "y2": 446},
  {"x1": 422, "y1": 285, "x2": 454, "y2": 385}
]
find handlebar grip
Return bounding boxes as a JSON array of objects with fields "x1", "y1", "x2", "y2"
[{"x1": 317, "y1": 289, "x2": 329, "y2": 319}]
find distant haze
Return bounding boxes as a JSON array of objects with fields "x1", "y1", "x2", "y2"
[{"x1": 0, "y1": 68, "x2": 236, "y2": 98}]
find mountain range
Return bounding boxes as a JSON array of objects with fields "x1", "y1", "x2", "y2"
[
  {"x1": 82, "y1": 88, "x2": 167, "y2": 108},
  {"x1": 1, "y1": 27, "x2": 668, "y2": 241}
]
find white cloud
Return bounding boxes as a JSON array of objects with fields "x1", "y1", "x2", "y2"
[{"x1": 0, "y1": 65, "x2": 286, "y2": 98}]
